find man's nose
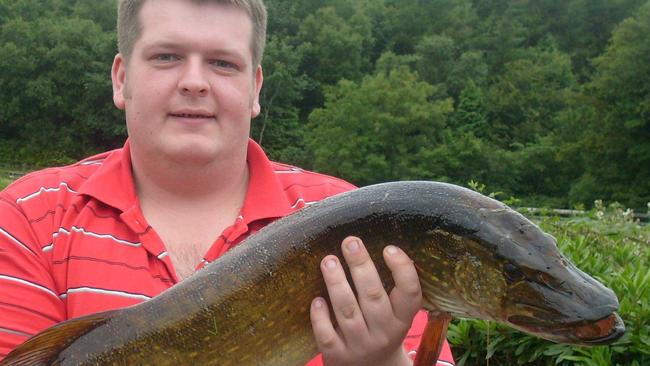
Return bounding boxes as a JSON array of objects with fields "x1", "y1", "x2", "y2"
[{"x1": 178, "y1": 58, "x2": 209, "y2": 97}]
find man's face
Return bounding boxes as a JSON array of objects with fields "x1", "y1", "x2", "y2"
[{"x1": 111, "y1": 0, "x2": 263, "y2": 166}]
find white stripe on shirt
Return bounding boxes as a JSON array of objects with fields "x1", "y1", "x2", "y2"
[
  {"x1": 0, "y1": 227, "x2": 35, "y2": 255},
  {"x1": 80, "y1": 159, "x2": 104, "y2": 166},
  {"x1": 0, "y1": 327, "x2": 32, "y2": 338},
  {"x1": 53, "y1": 226, "x2": 141, "y2": 247},
  {"x1": 60, "y1": 287, "x2": 151, "y2": 301},
  {"x1": 16, "y1": 182, "x2": 78, "y2": 204},
  {"x1": 274, "y1": 168, "x2": 303, "y2": 174},
  {"x1": 290, "y1": 198, "x2": 318, "y2": 209},
  {"x1": 0, "y1": 274, "x2": 59, "y2": 300}
]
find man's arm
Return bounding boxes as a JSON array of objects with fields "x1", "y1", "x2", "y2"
[
  {"x1": 311, "y1": 236, "x2": 422, "y2": 366},
  {"x1": 0, "y1": 197, "x2": 64, "y2": 359}
]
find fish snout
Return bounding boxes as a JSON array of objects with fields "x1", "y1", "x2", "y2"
[{"x1": 505, "y1": 263, "x2": 624, "y2": 345}]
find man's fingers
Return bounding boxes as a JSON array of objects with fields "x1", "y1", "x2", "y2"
[
  {"x1": 341, "y1": 237, "x2": 388, "y2": 304},
  {"x1": 310, "y1": 297, "x2": 344, "y2": 354},
  {"x1": 319, "y1": 255, "x2": 369, "y2": 340},
  {"x1": 340, "y1": 237, "x2": 392, "y2": 322},
  {"x1": 384, "y1": 245, "x2": 423, "y2": 323}
]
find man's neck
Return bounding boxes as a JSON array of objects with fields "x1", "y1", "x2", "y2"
[
  {"x1": 129, "y1": 146, "x2": 250, "y2": 280},
  {"x1": 130, "y1": 146, "x2": 250, "y2": 208}
]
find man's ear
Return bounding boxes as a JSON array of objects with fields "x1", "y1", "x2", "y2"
[
  {"x1": 111, "y1": 54, "x2": 127, "y2": 110},
  {"x1": 251, "y1": 64, "x2": 263, "y2": 118}
]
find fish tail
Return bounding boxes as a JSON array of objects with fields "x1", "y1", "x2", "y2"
[{"x1": 0, "y1": 312, "x2": 111, "y2": 365}]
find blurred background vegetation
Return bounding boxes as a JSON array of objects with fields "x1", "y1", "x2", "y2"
[
  {"x1": 0, "y1": 0, "x2": 649, "y2": 211},
  {"x1": 1, "y1": 0, "x2": 649, "y2": 210},
  {"x1": 1, "y1": 0, "x2": 649, "y2": 364}
]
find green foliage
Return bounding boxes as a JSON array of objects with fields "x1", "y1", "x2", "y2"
[
  {"x1": 449, "y1": 205, "x2": 650, "y2": 365},
  {"x1": 0, "y1": 176, "x2": 13, "y2": 190},
  {"x1": 486, "y1": 40, "x2": 577, "y2": 147},
  {"x1": 297, "y1": 6, "x2": 373, "y2": 85},
  {"x1": 252, "y1": 35, "x2": 310, "y2": 166},
  {"x1": 0, "y1": 1, "x2": 123, "y2": 166},
  {"x1": 1, "y1": 0, "x2": 649, "y2": 208},
  {"x1": 306, "y1": 67, "x2": 453, "y2": 185},
  {"x1": 572, "y1": 1, "x2": 650, "y2": 209}
]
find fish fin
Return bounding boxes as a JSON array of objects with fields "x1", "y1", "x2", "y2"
[
  {"x1": 413, "y1": 311, "x2": 452, "y2": 366},
  {"x1": 0, "y1": 312, "x2": 112, "y2": 366}
]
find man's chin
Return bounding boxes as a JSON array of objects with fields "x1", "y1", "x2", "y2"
[{"x1": 166, "y1": 148, "x2": 220, "y2": 166}]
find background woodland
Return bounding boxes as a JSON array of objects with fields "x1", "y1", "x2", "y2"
[{"x1": 1, "y1": 0, "x2": 649, "y2": 210}]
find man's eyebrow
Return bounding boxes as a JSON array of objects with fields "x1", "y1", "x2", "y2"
[
  {"x1": 141, "y1": 41, "x2": 185, "y2": 51},
  {"x1": 142, "y1": 42, "x2": 246, "y2": 58},
  {"x1": 143, "y1": 41, "x2": 240, "y2": 55}
]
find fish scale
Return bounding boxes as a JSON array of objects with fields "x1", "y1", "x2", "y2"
[{"x1": 0, "y1": 181, "x2": 624, "y2": 365}]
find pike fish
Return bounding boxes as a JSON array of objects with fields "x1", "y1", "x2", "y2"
[{"x1": 1, "y1": 181, "x2": 624, "y2": 365}]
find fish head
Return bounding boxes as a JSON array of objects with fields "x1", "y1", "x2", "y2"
[
  {"x1": 393, "y1": 182, "x2": 624, "y2": 346},
  {"x1": 476, "y1": 208, "x2": 625, "y2": 345},
  {"x1": 499, "y1": 255, "x2": 625, "y2": 345}
]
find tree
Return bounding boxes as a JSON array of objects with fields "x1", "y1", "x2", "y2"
[
  {"x1": 306, "y1": 67, "x2": 453, "y2": 185},
  {"x1": 381, "y1": 0, "x2": 478, "y2": 55},
  {"x1": 485, "y1": 40, "x2": 576, "y2": 148},
  {"x1": 0, "y1": 14, "x2": 123, "y2": 165},
  {"x1": 572, "y1": 2, "x2": 650, "y2": 208},
  {"x1": 251, "y1": 35, "x2": 310, "y2": 165},
  {"x1": 414, "y1": 35, "x2": 457, "y2": 88},
  {"x1": 297, "y1": 6, "x2": 373, "y2": 85},
  {"x1": 452, "y1": 80, "x2": 489, "y2": 138}
]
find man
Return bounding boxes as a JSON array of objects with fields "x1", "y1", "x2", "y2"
[{"x1": 0, "y1": 0, "x2": 454, "y2": 365}]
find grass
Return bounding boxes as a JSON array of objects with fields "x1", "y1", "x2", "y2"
[
  {"x1": 0, "y1": 165, "x2": 29, "y2": 190},
  {"x1": 0, "y1": 176, "x2": 15, "y2": 190}
]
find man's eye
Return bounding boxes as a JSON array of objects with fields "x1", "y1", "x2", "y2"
[
  {"x1": 154, "y1": 54, "x2": 179, "y2": 62},
  {"x1": 212, "y1": 60, "x2": 236, "y2": 69}
]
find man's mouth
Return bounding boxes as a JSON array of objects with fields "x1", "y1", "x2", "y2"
[{"x1": 170, "y1": 113, "x2": 214, "y2": 119}]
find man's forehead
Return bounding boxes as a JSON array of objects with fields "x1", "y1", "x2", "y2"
[{"x1": 135, "y1": 0, "x2": 254, "y2": 53}]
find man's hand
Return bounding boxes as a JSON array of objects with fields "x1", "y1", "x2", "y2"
[{"x1": 310, "y1": 236, "x2": 423, "y2": 366}]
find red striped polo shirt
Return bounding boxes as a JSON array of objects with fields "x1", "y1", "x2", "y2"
[{"x1": 0, "y1": 139, "x2": 454, "y2": 365}]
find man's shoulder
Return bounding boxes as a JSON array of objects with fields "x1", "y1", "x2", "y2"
[
  {"x1": 269, "y1": 161, "x2": 357, "y2": 202},
  {"x1": 0, "y1": 150, "x2": 115, "y2": 204}
]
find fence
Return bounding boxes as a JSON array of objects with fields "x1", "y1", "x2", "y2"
[{"x1": 519, "y1": 207, "x2": 649, "y2": 223}]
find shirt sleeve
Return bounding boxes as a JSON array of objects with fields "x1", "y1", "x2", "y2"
[
  {"x1": 0, "y1": 196, "x2": 65, "y2": 359},
  {"x1": 304, "y1": 311, "x2": 455, "y2": 366}
]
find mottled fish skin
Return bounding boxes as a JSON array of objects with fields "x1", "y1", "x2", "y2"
[{"x1": 0, "y1": 181, "x2": 624, "y2": 366}]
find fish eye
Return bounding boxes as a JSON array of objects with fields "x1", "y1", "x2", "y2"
[
  {"x1": 504, "y1": 262, "x2": 525, "y2": 282},
  {"x1": 537, "y1": 272, "x2": 555, "y2": 286}
]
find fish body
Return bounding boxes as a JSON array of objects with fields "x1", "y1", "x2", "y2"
[{"x1": 0, "y1": 181, "x2": 624, "y2": 365}]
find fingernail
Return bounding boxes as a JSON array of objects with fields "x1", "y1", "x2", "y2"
[
  {"x1": 314, "y1": 298, "x2": 324, "y2": 308},
  {"x1": 386, "y1": 245, "x2": 399, "y2": 255},
  {"x1": 346, "y1": 239, "x2": 360, "y2": 253},
  {"x1": 325, "y1": 259, "x2": 337, "y2": 270}
]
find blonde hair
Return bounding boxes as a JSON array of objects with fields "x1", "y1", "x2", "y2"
[{"x1": 117, "y1": 0, "x2": 267, "y2": 67}]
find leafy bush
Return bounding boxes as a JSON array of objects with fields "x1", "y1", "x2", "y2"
[{"x1": 448, "y1": 203, "x2": 650, "y2": 365}]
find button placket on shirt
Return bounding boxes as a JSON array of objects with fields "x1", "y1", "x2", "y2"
[{"x1": 119, "y1": 206, "x2": 177, "y2": 285}]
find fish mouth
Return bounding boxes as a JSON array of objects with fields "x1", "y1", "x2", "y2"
[
  {"x1": 508, "y1": 312, "x2": 625, "y2": 345},
  {"x1": 572, "y1": 313, "x2": 625, "y2": 345}
]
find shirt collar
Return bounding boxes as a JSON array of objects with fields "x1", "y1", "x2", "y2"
[
  {"x1": 78, "y1": 139, "x2": 293, "y2": 221},
  {"x1": 240, "y1": 139, "x2": 293, "y2": 223},
  {"x1": 77, "y1": 140, "x2": 138, "y2": 212}
]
